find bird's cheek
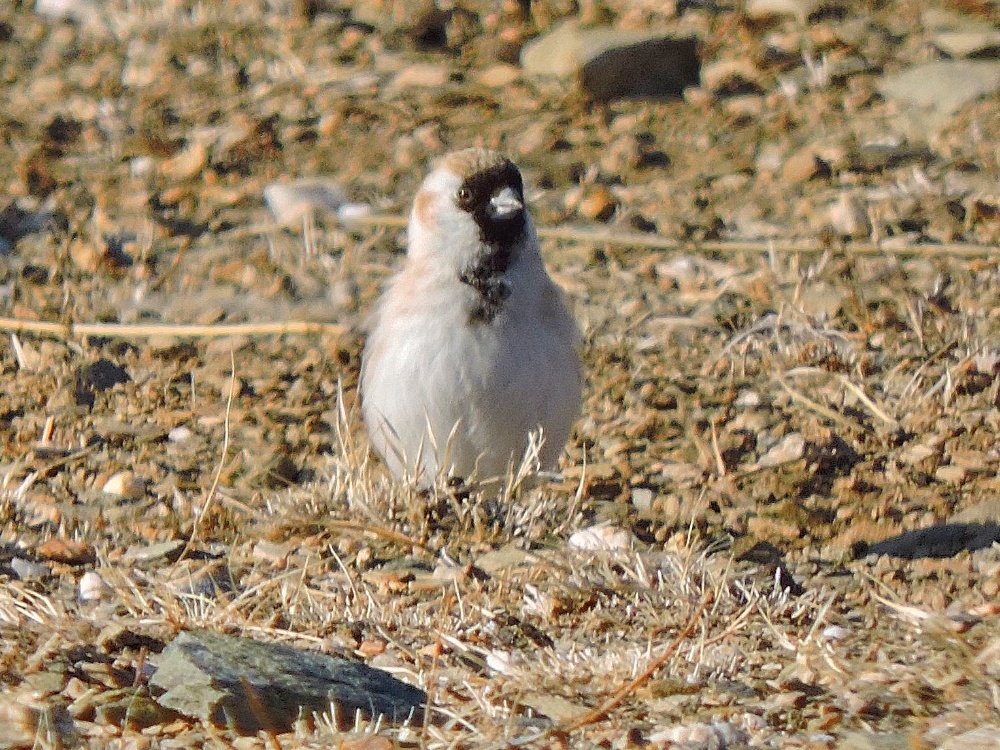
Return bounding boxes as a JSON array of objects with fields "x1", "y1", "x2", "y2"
[{"x1": 412, "y1": 190, "x2": 438, "y2": 232}]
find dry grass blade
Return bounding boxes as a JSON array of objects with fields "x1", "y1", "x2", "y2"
[
  {"x1": 774, "y1": 374, "x2": 861, "y2": 431},
  {"x1": 783, "y1": 366, "x2": 899, "y2": 427},
  {"x1": 899, "y1": 342, "x2": 957, "y2": 401},
  {"x1": 867, "y1": 587, "x2": 936, "y2": 625},
  {"x1": 8, "y1": 333, "x2": 27, "y2": 369},
  {"x1": 834, "y1": 372, "x2": 898, "y2": 427},
  {"x1": 0, "y1": 583, "x2": 61, "y2": 625},
  {"x1": 184, "y1": 349, "x2": 236, "y2": 553}
]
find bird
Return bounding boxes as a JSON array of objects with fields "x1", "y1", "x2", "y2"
[{"x1": 361, "y1": 147, "x2": 581, "y2": 484}]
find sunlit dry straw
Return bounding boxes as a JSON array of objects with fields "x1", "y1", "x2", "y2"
[{"x1": 0, "y1": 317, "x2": 346, "y2": 340}]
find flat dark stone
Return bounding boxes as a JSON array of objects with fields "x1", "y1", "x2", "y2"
[
  {"x1": 150, "y1": 629, "x2": 426, "y2": 734},
  {"x1": 75, "y1": 358, "x2": 131, "y2": 406},
  {"x1": 78, "y1": 358, "x2": 131, "y2": 391},
  {"x1": 581, "y1": 36, "x2": 701, "y2": 102}
]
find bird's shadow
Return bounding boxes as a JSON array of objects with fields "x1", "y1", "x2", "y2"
[{"x1": 853, "y1": 522, "x2": 1000, "y2": 560}]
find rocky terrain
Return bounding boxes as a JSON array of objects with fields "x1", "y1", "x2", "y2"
[{"x1": 2, "y1": 0, "x2": 1000, "y2": 747}]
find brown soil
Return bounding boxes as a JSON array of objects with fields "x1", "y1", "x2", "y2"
[{"x1": 1, "y1": 0, "x2": 1000, "y2": 747}]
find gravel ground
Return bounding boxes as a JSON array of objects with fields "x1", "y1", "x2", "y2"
[{"x1": 2, "y1": 0, "x2": 1000, "y2": 747}]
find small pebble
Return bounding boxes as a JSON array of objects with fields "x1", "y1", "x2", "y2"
[
  {"x1": 168, "y1": 426, "x2": 193, "y2": 443},
  {"x1": 389, "y1": 63, "x2": 449, "y2": 91},
  {"x1": 568, "y1": 524, "x2": 634, "y2": 551},
  {"x1": 782, "y1": 148, "x2": 826, "y2": 183},
  {"x1": 159, "y1": 141, "x2": 208, "y2": 180},
  {"x1": 102, "y1": 471, "x2": 146, "y2": 500},
  {"x1": 631, "y1": 487, "x2": 655, "y2": 512},
  {"x1": 577, "y1": 185, "x2": 618, "y2": 222},
  {"x1": 336, "y1": 202, "x2": 373, "y2": 223},
  {"x1": 829, "y1": 193, "x2": 871, "y2": 239},
  {"x1": 263, "y1": 178, "x2": 347, "y2": 224},
  {"x1": 10, "y1": 557, "x2": 49, "y2": 581},
  {"x1": 822, "y1": 625, "x2": 851, "y2": 641},
  {"x1": 79, "y1": 571, "x2": 111, "y2": 602}
]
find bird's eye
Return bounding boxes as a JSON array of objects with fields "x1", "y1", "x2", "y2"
[{"x1": 457, "y1": 186, "x2": 473, "y2": 206}]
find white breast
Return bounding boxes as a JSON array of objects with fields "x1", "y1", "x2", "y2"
[{"x1": 361, "y1": 263, "x2": 580, "y2": 483}]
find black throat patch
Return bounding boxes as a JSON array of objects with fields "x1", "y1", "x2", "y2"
[
  {"x1": 459, "y1": 259, "x2": 512, "y2": 324},
  {"x1": 455, "y1": 160, "x2": 526, "y2": 325}
]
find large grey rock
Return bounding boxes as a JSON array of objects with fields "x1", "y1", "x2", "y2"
[
  {"x1": 938, "y1": 727, "x2": 1000, "y2": 750},
  {"x1": 879, "y1": 60, "x2": 1000, "y2": 114},
  {"x1": 923, "y1": 8, "x2": 1000, "y2": 58},
  {"x1": 838, "y1": 731, "x2": 912, "y2": 750},
  {"x1": 520, "y1": 21, "x2": 699, "y2": 101},
  {"x1": 521, "y1": 21, "x2": 631, "y2": 78},
  {"x1": 744, "y1": 0, "x2": 822, "y2": 21},
  {"x1": 951, "y1": 498, "x2": 1000, "y2": 525},
  {"x1": 349, "y1": 0, "x2": 433, "y2": 31},
  {"x1": 151, "y1": 630, "x2": 426, "y2": 734},
  {"x1": 934, "y1": 29, "x2": 1000, "y2": 58},
  {"x1": 878, "y1": 60, "x2": 1000, "y2": 134}
]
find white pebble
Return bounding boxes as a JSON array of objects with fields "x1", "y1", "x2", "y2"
[
  {"x1": 102, "y1": 471, "x2": 146, "y2": 500},
  {"x1": 829, "y1": 193, "x2": 871, "y2": 239},
  {"x1": 35, "y1": 0, "x2": 103, "y2": 24},
  {"x1": 168, "y1": 426, "x2": 193, "y2": 443},
  {"x1": 631, "y1": 488, "x2": 654, "y2": 512},
  {"x1": 336, "y1": 202, "x2": 373, "y2": 222},
  {"x1": 568, "y1": 524, "x2": 635, "y2": 552},
  {"x1": 485, "y1": 650, "x2": 518, "y2": 676},
  {"x1": 822, "y1": 624, "x2": 851, "y2": 641},
  {"x1": 129, "y1": 156, "x2": 156, "y2": 178},
  {"x1": 755, "y1": 433, "x2": 805, "y2": 469},
  {"x1": 78, "y1": 571, "x2": 111, "y2": 602},
  {"x1": 264, "y1": 178, "x2": 346, "y2": 224},
  {"x1": 11, "y1": 557, "x2": 49, "y2": 581}
]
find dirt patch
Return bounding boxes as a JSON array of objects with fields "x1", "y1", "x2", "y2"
[{"x1": 1, "y1": 0, "x2": 1000, "y2": 747}]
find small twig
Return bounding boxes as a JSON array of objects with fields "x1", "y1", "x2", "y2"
[
  {"x1": 246, "y1": 213, "x2": 1000, "y2": 258},
  {"x1": 709, "y1": 418, "x2": 726, "y2": 477},
  {"x1": 24, "y1": 633, "x2": 63, "y2": 673},
  {"x1": 560, "y1": 592, "x2": 713, "y2": 733},
  {"x1": 900, "y1": 341, "x2": 958, "y2": 402},
  {"x1": 314, "y1": 518, "x2": 433, "y2": 554},
  {"x1": 701, "y1": 592, "x2": 758, "y2": 647},
  {"x1": 545, "y1": 230, "x2": 1000, "y2": 258},
  {"x1": 0, "y1": 317, "x2": 346, "y2": 340},
  {"x1": 240, "y1": 625, "x2": 327, "y2": 646},
  {"x1": 2, "y1": 227, "x2": 991, "y2": 345},
  {"x1": 39, "y1": 416, "x2": 55, "y2": 445},
  {"x1": 865, "y1": 582, "x2": 934, "y2": 625},
  {"x1": 327, "y1": 544, "x2": 360, "y2": 601},
  {"x1": 29, "y1": 444, "x2": 99, "y2": 481},
  {"x1": 9, "y1": 334, "x2": 26, "y2": 369},
  {"x1": 803, "y1": 590, "x2": 839, "y2": 645}
]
